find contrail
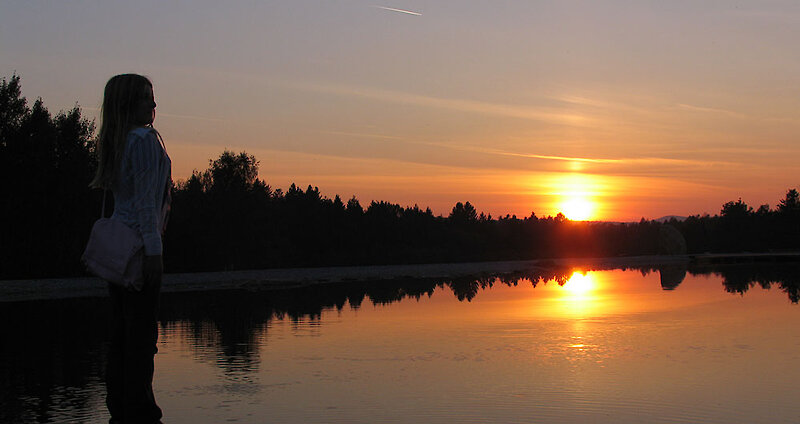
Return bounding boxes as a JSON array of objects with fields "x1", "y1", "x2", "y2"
[{"x1": 372, "y1": 5, "x2": 422, "y2": 16}]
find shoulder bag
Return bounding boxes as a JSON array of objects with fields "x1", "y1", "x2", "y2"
[{"x1": 81, "y1": 191, "x2": 145, "y2": 291}]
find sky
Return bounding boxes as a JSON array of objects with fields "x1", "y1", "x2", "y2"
[{"x1": 2, "y1": 0, "x2": 799, "y2": 221}]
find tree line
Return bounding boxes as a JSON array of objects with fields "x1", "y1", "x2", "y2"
[{"x1": 2, "y1": 74, "x2": 799, "y2": 279}]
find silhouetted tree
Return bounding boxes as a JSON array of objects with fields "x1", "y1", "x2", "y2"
[
  {"x1": 346, "y1": 196, "x2": 364, "y2": 215},
  {"x1": 721, "y1": 198, "x2": 753, "y2": 219},
  {"x1": 0, "y1": 74, "x2": 96, "y2": 278},
  {"x1": 449, "y1": 201, "x2": 478, "y2": 223},
  {"x1": 778, "y1": 189, "x2": 800, "y2": 213},
  {"x1": 207, "y1": 150, "x2": 260, "y2": 193}
]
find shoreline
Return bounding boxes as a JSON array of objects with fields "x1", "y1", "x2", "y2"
[{"x1": 2, "y1": 252, "x2": 798, "y2": 303}]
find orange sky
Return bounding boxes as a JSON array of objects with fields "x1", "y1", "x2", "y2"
[{"x1": 3, "y1": 1, "x2": 799, "y2": 221}]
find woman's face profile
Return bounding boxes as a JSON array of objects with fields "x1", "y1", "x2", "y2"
[{"x1": 133, "y1": 84, "x2": 156, "y2": 126}]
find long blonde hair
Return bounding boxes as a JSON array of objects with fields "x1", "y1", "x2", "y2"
[{"x1": 90, "y1": 74, "x2": 154, "y2": 189}]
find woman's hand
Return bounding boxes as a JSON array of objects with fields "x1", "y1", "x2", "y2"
[{"x1": 143, "y1": 255, "x2": 163, "y2": 286}]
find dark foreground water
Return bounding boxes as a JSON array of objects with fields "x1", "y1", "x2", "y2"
[{"x1": 2, "y1": 261, "x2": 799, "y2": 423}]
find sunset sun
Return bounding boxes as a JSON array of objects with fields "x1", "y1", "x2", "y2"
[
  {"x1": 561, "y1": 197, "x2": 594, "y2": 221},
  {"x1": 546, "y1": 173, "x2": 604, "y2": 221}
]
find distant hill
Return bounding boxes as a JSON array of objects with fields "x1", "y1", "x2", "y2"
[{"x1": 654, "y1": 215, "x2": 688, "y2": 223}]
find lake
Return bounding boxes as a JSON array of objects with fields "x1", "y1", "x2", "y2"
[{"x1": 2, "y1": 261, "x2": 799, "y2": 423}]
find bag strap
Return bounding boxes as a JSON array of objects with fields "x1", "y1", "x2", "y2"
[{"x1": 101, "y1": 190, "x2": 107, "y2": 218}]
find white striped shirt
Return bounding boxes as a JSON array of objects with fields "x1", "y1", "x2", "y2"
[{"x1": 111, "y1": 127, "x2": 172, "y2": 255}]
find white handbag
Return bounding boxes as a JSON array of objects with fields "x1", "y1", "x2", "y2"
[{"x1": 81, "y1": 191, "x2": 145, "y2": 291}]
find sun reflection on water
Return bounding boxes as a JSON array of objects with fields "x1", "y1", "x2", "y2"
[
  {"x1": 562, "y1": 271, "x2": 594, "y2": 294},
  {"x1": 557, "y1": 271, "x2": 601, "y2": 318}
]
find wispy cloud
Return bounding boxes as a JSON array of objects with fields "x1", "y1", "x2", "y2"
[
  {"x1": 676, "y1": 103, "x2": 800, "y2": 124},
  {"x1": 676, "y1": 103, "x2": 745, "y2": 118},
  {"x1": 82, "y1": 106, "x2": 227, "y2": 122},
  {"x1": 313, "y1": 130, "x2": 736, "y2": 171},
  {"x1": 422, "y1": 142, "x2": 737, "y2": 168},
  {"x1": 314, "y1": 129, "x2": 404, "y2": 140},
  {"x1": 157, "y1": 112, "x2": 228, "y2": 122},
  {"x1": 372, "y1": 5, "x2": 422, "y2": 16},
  {"x1": 424, "y1": 143, "x2": 621, "y2": 164},
  {"x1": 289, "y1": 81, "x2": 596, "y2": 127}
]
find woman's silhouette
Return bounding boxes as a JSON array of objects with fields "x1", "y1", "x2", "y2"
[{"x1": 91, "y1": 74, "x2": 171, "y2": 424}]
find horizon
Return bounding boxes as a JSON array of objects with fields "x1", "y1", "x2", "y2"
[{"x1": 3, "y1": 1, "x2": 799, "y2": 221}]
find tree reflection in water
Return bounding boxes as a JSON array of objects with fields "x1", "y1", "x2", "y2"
[
  {"x1": 698, "y1": 262, "x2": 800, "y2": 303},
  {"x1": 1, "y1": 261, "x2": 799, "y2": 422}
]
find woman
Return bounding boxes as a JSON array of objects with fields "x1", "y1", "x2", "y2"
[{"x1": 91, "y1": 74, "x2": 171, "y2": 424}]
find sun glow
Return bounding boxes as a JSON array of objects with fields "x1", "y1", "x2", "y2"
[
  {"x1": 556, "y1": 271, "x2": 600, "y2": 318},
  {"x1": 561, "y1": 197, "x2": 594, "y2": 221},
  {"x1": 563, "y1": 271, "x2": 594, "y2": 294},
  {"x1": 548, "y1": 173, "x2": 604, "y2": 221}
]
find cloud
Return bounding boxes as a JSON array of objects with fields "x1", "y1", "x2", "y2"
[
  {"x1": 370, "y1": 137, "x2": 737, "y2": 169},
  {"x1": 676, "y1": 103, "x2": 745, "y2": 118},
  {"x1": 82, "y1": 106, "x2": 227, "y2": 122},
  {"x1": 289, "y1": 127, "x2": 741, "y2": 181},
  {"x1": 289, "y1": 81, "x2": 598, "y2": 127},
  {"x1": 313, "y1": 129, "x2": 405, "y2": 140},
  {"x1": 156, "y1": 112, "x2": 228, "y2": 122}
]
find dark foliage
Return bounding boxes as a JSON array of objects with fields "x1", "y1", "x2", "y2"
[
  {"x1": 0, "y1": 74, "x2": 98, "y2": 279},
  {"x1": 162, "y1": 168, "x2": 670, "y2": 273},
  {"x1": 671, "y1": 194, "x2": 800, "y2": 253}
]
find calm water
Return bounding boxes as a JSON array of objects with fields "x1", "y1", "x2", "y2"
[{"x1": 2, "y1": 262, "x2": 799, "y2": 423}]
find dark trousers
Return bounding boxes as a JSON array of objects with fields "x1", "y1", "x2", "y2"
[{"x1": 106, "y1": 280, "x2": 163, "y2": 424}]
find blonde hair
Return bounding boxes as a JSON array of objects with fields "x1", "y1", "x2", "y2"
[{"x1": 90, "y1": 74, "x2": 154, "y2": 189}]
